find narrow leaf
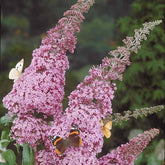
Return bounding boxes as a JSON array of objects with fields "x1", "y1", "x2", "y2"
[
  {"x1": 1, "y1": 130, "x2": 10, "y2": 148},
  {"x1": 1, "y1": 149, "x2": 16, "y2": 165},
  {"x1": 23, "y1": 143, "x2": 34, "y2": 165},
  {"x1": 1, "y1": 130, "x2": 10, "y2": 140},
  {"x1": 0, "y1": 139, "x2": 10, "y2": 149}
]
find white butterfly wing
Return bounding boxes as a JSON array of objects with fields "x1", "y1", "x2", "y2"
[
  {"x1": 9, "y1": 68, "x2": 21, "y2": 80},
  {"x1": 15, "y1": 59, "x2": 24, "y2": 72}
]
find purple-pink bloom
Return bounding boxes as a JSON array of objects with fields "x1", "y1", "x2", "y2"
[
  {"x1": 10, "y1": 115, "x2": 49, "y2": 148},
  {"x1": 2, "y1": 0, "x2": 98, "y2": 155},
  {"x1": 99, "y1": 128, "x2": 160, "y2": 165},
  {"x1": 35, "y1": 105, "x2": 103, "y2": 164},
  {"x1": 39, "y1": 45, "x2": 131, "y2": 164},
  {"x1": 3, "y1": 0, "x2": 96, "y2": 118}
]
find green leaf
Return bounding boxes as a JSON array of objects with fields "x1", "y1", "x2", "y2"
[
  {"x1": 0, "y1": 131, "x2": 10, "y2": 148},
  {"x1": 0, "y1": 115, "x2": 13, "y2": 127},
  {"x1": 1, "y1": 130, "x2": 10, "y2": 140},
  {"x1": 0, "y1": 139, "x2": 10, "y2": 149},
  {"x1": 22, "y1": 143, "x2": 34, "y2": 165},
  {"x1": 146, "y1": 60, "x2": 165, "y2": 73},
  {"x1": 155, "y1": 43, "x2": 165, "y2": 53},
  {"x1": 160, "y1": 80, "x2": 165, "y2": 90},
  {"x1": 0, "y1": 163, "x2": 7, "y2": 165},
  {"x1": 153, "y1": 89, "x2": 165, "y2": 101},
  {"x1": 1, "y1": 149, "x2": 16, "y2": 165}
]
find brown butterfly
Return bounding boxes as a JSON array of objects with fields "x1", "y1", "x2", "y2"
[{"x1": 49, "y1": 125, "x2": 82, "y2": 155}]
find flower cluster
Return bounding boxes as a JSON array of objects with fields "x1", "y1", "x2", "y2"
[
  {"x1": 111, "y1": 105, "x2": 165, "y2": 126},
  {"x1": 123, "y1": 20, "x2": 162, "y2": 53},
  {"x1": 35, "y1": 109, "x2": 102, "y2": 164},
  {"x1": 99, "y1": 128, "x2": 160, "y2": 165},
  {"x1": 35, "y1": 20, "x2": 161, "y2": 164},
  {"x1": 34, "y1": 45, "x2": 130, "y2": 164},
  {"x1": 3, "y1": 0, "x2": 95, "y2": 147},
  {"x1": 10, "y1": 115, "x2": 49, "y2": 148}
]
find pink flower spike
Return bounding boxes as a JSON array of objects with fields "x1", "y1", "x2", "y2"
[{"x1": 99, "y1": 128, "x2": 160, "y2": 165}]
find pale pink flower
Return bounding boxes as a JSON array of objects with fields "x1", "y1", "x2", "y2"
[{"x1": 123, "y1": 20, "x2": 162, "y2": 53}]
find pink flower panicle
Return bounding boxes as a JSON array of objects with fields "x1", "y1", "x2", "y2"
[
  {"x1": 2, "y1": 0, "x2": 95, "y2": 148},
  {"x1": 42, "y1": 44, "x2": 131, "y2": 164},
  {"x1": 10, "y1": 115, "x2": 49, "y2": 148},
  {"x1": 40, "y1": 21, "x2": 132, "y2": 165},
  {"x1": 67, "y1": 46, "x2": 131, "y2": 118},
  {"x1": 35, "y1": 105, "x2": 103, "y2": 164},
  {"x1": 3, "y1": 0, "x2": 95, "y2": 118},
  {"x1": 36, "y1": 19, "x2": 161, "y2": 164},
  {"x1": 42, "y1": 0, "x2": 95, "y2": 53},
  {"x1": 68, "y1": 74, "x2": 116, "y2": 118},
  {"x1": 104, "y1": 46, "x2": 131, "y2": 81},
  {"x1": 99, "y1": 128, "x2": 160, "y2": 165}
]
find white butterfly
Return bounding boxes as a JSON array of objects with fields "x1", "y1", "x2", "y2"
[{"x1": 9, "y1": 59, "x2": 24, "y2": 82}]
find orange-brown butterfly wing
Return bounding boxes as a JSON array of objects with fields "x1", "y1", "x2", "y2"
[
  {"x1": 53, "y1": 137, "x2": 67, "y2": 155},
  {"x1": 69, "y1": 130, "x2": 82, "y2": 147}
]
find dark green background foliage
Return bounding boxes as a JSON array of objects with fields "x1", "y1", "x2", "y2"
[
  {"x1": 115, "y1": 0, "x2": 165, "y2": 110},
  {"x1": 0, "y1": 0, "x2": 164, "y2": 164},
  {"x1": 111, "y1": 0, "x2": 165, "y2": 164}
]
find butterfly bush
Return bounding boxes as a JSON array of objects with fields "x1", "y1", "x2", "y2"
[
  {"x1": 2, "y1": 0, "x2": 162, "y2": 164},
  {"x1": 3, "y1": 0, "x2": 95, "y2": 147}
]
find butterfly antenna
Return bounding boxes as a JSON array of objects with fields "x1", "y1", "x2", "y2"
[
  {"x1": 71, "y1": 124, "x2": 79, "y2": 130},
  {"x1": 49, "y1": 136, "x2": 55, "y2": 141}
]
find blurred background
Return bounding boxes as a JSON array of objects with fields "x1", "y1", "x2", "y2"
[{"x1": 1, "y1": 0, "x2": 165, "y2": 164}]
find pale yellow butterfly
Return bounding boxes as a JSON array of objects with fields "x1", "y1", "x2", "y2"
[
  {"x1": 9, "y1": 59, "x2": 24, "y2": 82},
  {"x1": 101, "y1": 119, "x2": 112, "y2": 138}
]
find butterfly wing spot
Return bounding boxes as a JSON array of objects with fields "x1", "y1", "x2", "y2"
[
  {"x1": 69, "y1": 131, "x2": 79, "y2": 136},
  {"x1": 53, "y1": 137, "x2": 63, "y2": 146},
  {"x1": 15, "y1": 59, "x2": 24, "y2": 72}
]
